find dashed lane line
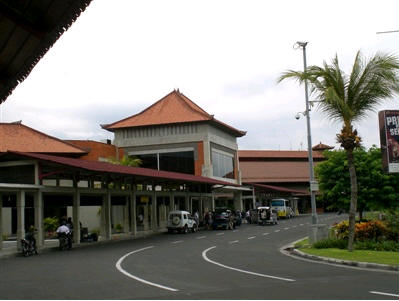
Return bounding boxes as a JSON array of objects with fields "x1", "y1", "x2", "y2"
[
  {"x1": 262, "y1": 233, "x2": 269, "y2": 236},
  {"x1": 196, "y1": 236, "x2": 206, "y2": 239},
  {"x1": 172, "y1": 240, "x2": 183, "y2": 244},
  {"x1": 216, "y1": 232, "x2": 225, "y2": 236},
  {"x1": 370, "y1": 291, "x2": 399, "y2": 298},
  {"x1": 229, "y1": 240, "x2": 239, "y2": 244},
  {"x1": 284, "y1": 227, "x2": 290, "y2": 230},
  {"x1": 275, "y1": 230, "x2": 281, "y2": 233},
  {"x1": 202, "y1": 246, "x2": 295, "y2": 282},
  {"x1": 248, "y1": 236, "x2": 255, "y2": 240},
  {"x1": 115, "y1": 246, "x2": 179, "y2": 292}
]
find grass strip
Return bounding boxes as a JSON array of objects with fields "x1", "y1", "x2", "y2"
[{"x1": 299, "y1": 247, "x2": 399, "y2": 266}]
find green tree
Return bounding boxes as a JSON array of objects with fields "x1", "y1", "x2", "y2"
[
  {"x1": 316, "y1": 147, "x2": 399, "y2": 217},
  {"x1": 279, "y1": 51, "x2": 399, "y2": 251}
]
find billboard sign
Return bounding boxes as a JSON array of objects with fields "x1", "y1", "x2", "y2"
[{"x1": 379, "y1": 110, "x2": 399, "y2": 173}]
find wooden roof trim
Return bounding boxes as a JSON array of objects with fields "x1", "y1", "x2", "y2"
[{"x1": 0, "y1": 0, "x2": 93, "y2": 104}]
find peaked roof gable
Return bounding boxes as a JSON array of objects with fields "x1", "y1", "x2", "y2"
[
  {"x1": 102, "y1": 90, "x2": 246, "y2": 137},
  {"x1": 0, "y1": 122, "x2": 87, "y2": 155}
]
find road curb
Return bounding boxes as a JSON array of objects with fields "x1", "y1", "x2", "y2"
[{"x1": 281, "y1": 238, "x2": 399, "y2": 272}]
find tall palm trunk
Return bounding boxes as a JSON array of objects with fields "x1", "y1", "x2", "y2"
[{"x1": 346, "y1": 148, "x2": 358, "y2": 251}]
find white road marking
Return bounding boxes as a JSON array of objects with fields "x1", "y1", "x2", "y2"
[
  {"x1": 216, "y1": 232, "x2": 225, "y2": 236},
  {"x1": 202, "y1": 246, "x2": 295, "y2": 282},
  {"x1": 172, "y1": 240, "x2": 183, "y2": 244},
  {"x1": 229, "y1": 240, "x2": 239, "y2": 244},
  {"x1": 275, "y1": 230, "x2": 280, "y2": 233},
  {"x1": 248, "y1": 236, "x2": 255, "y2": 240},
  {"x1": 262, "y1": 233, "x2": 269, "y2": 236},
  {"x1": 370, "y1": 291, "x2": 399, "y2": 298},
  {"x1": 292, "y1": 225, "x2": 297, "y2": 228},
  {"x1": 233, "y1": 230, "x2": 238, "y2": 232},
  {"x1": 197, "y1": 236, "x2": 206, "y2": 239},
  {"x1": 115, "y1": 246, "x2": 179, "y2": 292},
  {"x1": 299, "y1": 224, "x2": 304, "y2": 226},
  {"x1": 284, "y1": 227, "x2": 290, "y2": 230}
]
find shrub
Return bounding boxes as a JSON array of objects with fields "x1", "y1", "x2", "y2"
[
  {"x1": 333, "y1": 220, "x2": 349, "y2": 240},
  {"x1": 332, "y1": 220, "x2": 389, "y2": 241},
  {"x1": 384, "y1": 210, "x2": 399, "y2": 242},
  {"x1": 355, "y1": 220, "x2": 388, "y2": 241},
  {"x1": 44, "y1": 216, "x2": 59, "y2": 232},
  {"x1": 313, "y1": 238, "x2": 347, "y2": 249},
  {"x1": 114, "y1": 223, "x2": 123, "y2": 233},
  {"x1": 355, "y1": 240, "x2": 399, "y2": 252}
]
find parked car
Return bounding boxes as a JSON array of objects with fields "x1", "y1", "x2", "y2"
[
  {"x1": 257, "y1": 206, "x2": 278, "y2": 225},
  {"x1": 167, "y1": 210, "x2": 198, "y2": 234},
  {"x1": 212, "y1": 209, "x2": 234, "y2": 230},
  {"x1": 271, "y1": 198, "x2": 294, "y2": 219}
]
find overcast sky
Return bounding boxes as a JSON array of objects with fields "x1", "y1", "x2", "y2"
[{"x1": 2, "y1": 0, "x2": 399, "y2": 151}]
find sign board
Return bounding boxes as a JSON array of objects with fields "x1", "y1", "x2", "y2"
[
  {"x1": 310, "y1": 181, "x2": 319, "y2": 192},
  {"x1": 379, "y1": 110, "x2": 399, "y2": 173}
]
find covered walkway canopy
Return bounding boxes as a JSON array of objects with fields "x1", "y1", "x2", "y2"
[{"x1": 0, "y1": 151, "x2": 237, "y2": 250}]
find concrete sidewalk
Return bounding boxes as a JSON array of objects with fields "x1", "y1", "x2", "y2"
[{"x1": 0, "y1": 230, "x2": 168, "y2": 259}]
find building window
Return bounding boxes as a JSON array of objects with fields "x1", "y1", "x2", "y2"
[
  {"x1": 159, "y1": 151, "x2": 194, "y2": 174},
  {"x1": 132, "y1": 150, "x2": 195, "y2": 174},
  {"x1": 212, "y1": 149, "x2": 234, "y2": 179},
  {"x1": 135, "y1": 154, "x2": 158, "y2": 169}
]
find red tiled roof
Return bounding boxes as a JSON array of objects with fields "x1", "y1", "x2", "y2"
[
  {"x1": 249, "y1": 183, "x2": 307, "y2": 195},
  {"x1": 238, "y1": 150, "x2": 324, "y2": 159},
  {"x1": 239, "y1": 160, "x2": 322, "y2": 183},
  {"x1": 102, "y1": 90, "x2": 246, "y2": 137},
  {"x1": 0, "y1": 122, "x2": 87, "y2": 155},
  {"x1": 3, "y1": 151, "x2": 238, "y2": 186},
  {"x1": 312, "y1": 142, "x2": 334, "y2": 151}
]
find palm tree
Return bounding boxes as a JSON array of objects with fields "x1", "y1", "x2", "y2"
[
  {"x1": 279, "y1": 51, "x2": 399, "y2": 251},
  {"x1": 107, "y1": 155, "x2": 142, "y2": 167}
]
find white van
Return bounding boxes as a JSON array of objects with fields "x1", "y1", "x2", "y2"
[
  {"x1": 167, "y1": 210, "x2": 198, "y2": 234},
  {"x1": 270, "y1": 199, "x2": 294, "y2": 219}
]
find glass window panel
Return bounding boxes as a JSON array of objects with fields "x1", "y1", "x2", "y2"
[
  {"x1": 159, "y1": 151, "x2": 194, "y2": 174},
  {"x1": 212, "y1": 150, "x2": 234, "y2": 179},
  {"x1": 135, "y1": 154, "x2": 158, "y2": 170}
]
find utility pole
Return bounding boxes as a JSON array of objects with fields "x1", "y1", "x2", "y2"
[{"x1": 294, "y1": 41, "x2": 318, "y2": 225}]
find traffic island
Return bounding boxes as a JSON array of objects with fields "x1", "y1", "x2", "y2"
[{"x1": 281, "y1": 238, "x2": 399, "y2": 272}]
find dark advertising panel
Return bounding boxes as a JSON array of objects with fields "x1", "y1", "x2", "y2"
[{"x1": 379, "y1": 110, "x2": 399, "y2": 173}]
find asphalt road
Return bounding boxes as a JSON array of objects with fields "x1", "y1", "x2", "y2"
[{"x1": 1, "y1": 213, "x2": 398, "y2": 300}]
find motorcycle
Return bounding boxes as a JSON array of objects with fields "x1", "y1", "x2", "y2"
[
  {"x1": 21, "y1": 238, "x2": 38, "y2": 257},
  {"x1": 58, "y1": 232, "x2": 72, "y2": 251}
]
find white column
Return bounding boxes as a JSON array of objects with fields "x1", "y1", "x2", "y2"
[
  {"x1": 252, "y1": 186, "x2": 256, "y2": 209},
  {"x1": 0, "y1": 193, "x2": 3, "y2": 250},
  {"x1": 16, "y1": 190, "x2": 26, "y2": 251},
  {"x1": 124, "y1": 196, "x2": 130, "y2": 233},
  {"x1": 185, "y1": 194, "x2": 189, "y2": 211},
  {"x1": 130, "y1": 191, "x2": 137, "y2": 236},
  {"x1": 143, "y1": 203, "x2": 149, "y2": 231},
  {"x1": 73, "y1": 189, "x2": 81, "y2": 244},
  {"x1": 170, "y1": 192, "x2": 175, "y2": 211},
  {"x1": 211, "y1": 193, "x2": 215, "y2": 211},
  {"x1": 234, "y1": 191, "x2": 243, "y2": 211},
  {"x1": 152, "y1": 191, "x2": 157, "y2": 230},
  {"x1": 34, "y1": 190, "x2": 44, "y2": 248},
  {"x1": 101, "y1": 191, "x2": 111, "y2": 240}
]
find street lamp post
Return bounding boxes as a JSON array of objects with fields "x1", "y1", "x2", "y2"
[{"x1": 294, "y1": 41, "x2": 318, "y2": 225}]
